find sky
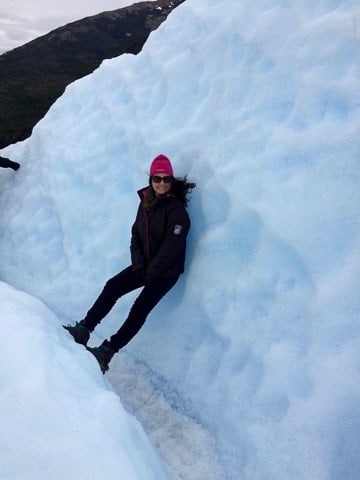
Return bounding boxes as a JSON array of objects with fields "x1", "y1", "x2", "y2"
[
  {"x1": 0, "y1": 0, "x2": 150, "y2": 53},
  {"x1": 0, "y1": 0, "x2": 359, "y2": 479}
]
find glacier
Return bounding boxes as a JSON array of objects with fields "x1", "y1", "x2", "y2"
[{"x1": 0, "y1": 0, "x2": 359, "y2": 479}]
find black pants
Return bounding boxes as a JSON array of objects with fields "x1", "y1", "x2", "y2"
[{"x1": 83, "y1": 265, "x2": 179, "y2": 351}]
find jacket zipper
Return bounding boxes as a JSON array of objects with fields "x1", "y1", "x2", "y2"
[{"x1": 143, "y1": 208, "x2": 151, "y2": 260}]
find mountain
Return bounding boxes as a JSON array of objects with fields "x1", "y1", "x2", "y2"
[{"x1": 0, "y1": 0, "x2": 185, "y2": 149}]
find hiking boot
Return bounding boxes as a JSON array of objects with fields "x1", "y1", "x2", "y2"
[
  {"x1": 87, "y1": 340, "x2": 115, "y2": 374},
  {"x1": 63, "y1": 320, "x2": 90, "y2": 346}
]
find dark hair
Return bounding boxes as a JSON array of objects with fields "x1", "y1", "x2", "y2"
[
  {"x1": 171, "y1": 176, "x2": 196, "y2": 206},
  {"x1": 149, "y1": 175, "x2": 196, "y2": 206}
]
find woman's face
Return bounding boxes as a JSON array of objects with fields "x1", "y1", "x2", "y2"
[{"x1": 151, "y1": 174, "x2": 172, "y2": 196}]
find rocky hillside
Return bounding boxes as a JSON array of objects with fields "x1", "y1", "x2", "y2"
[{"x1": 0, "y1": 0, "x2": 185, "y2": 149}]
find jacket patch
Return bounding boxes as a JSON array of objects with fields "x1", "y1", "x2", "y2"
[{"x1": 174, "y1": 224, "x2": 183, "y2": 235}]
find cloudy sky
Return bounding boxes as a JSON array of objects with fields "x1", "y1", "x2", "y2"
[{"x1": 0, "y1": 0, "x2": 150, "y2": 53}]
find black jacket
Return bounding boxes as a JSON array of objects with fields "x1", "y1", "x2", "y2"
[
  {"x1": 131, "y1": 187, "x2": 190, "y2": 282},
  {"x1": 0, "y1": 156, "x2": 20, "y2": 171}
]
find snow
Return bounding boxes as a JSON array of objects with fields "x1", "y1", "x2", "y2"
[{"x1": 1, "y1": 0, "x2": 359, "y2": 479}]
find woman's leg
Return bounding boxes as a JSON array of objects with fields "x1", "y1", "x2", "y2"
[
  {"x1": 83, "y1": 266, "x2": 143, "y2": 331},
  {"x1": 109, "y1": 275, "x2": 179, "y2": 351}
]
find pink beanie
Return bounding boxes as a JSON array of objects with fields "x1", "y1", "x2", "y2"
[{"x1": 150, "y1": 154, "x2": 174, "y2": 177}]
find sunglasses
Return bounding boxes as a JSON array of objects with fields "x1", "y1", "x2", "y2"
[{"x1": 151, "y1": 175, "x2": 173, "y2": 184}]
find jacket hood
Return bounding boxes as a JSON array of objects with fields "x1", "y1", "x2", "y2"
[{"x1": 137, "y1": 186, "x2": 175, "y2": 201}]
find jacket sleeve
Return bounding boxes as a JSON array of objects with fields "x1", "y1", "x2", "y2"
[
  {"x1": 130, "y1": 207, "x2": 146, "y2": 271},
  {"x1": 145, "y1": 201, "x2": 190, "y2": 281},
  {"x1": 0, "y1": 156, "x2": 20, "y2": 170}
]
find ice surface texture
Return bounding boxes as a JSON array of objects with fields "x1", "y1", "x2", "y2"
[{"x1": 1, "y1": 0, "x2": 359, "y2": 479}]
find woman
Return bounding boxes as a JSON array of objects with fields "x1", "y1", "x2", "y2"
[{"x1": 64, "y1": 154, "x2": 195, "y2": 373}]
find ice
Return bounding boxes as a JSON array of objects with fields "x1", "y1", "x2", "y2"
[
  {"x1": 0, "y1": 281, "x2": 167, "y2": 480},
  {"x1": 1, "y1": 0, "x2": 359, "y2": 479}
]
